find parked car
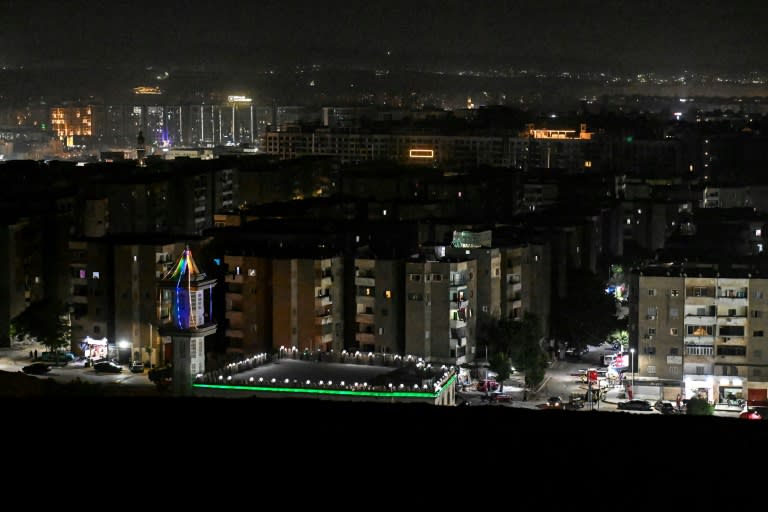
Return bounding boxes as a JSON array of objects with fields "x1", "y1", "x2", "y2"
[
  {"x1": 489, "y1": 392, "x2": 513, "y2": 403},
  {"x1": 476, "y1": 379, "x2": 500, "y2": 393},
  {"x1": 129, "y1": 361, "x2": 145, "y2": 373},
  {"x1": 22, "y1": 362, "x2": 51, "y2": 375},
  {"x1": 93, "y1": 361, "x2": 122, "y2": 373},
  {"x1": 739, "y1": 409, "x2": 763, "y2": 420},
  {"x1": 618, "y1": 399, "x2": 653, "y2": 411},
  {"x1": 40, "y1": 351, "x2": 74, "y2": 364},
  {"x1": 654, "y1": 400, "x2": 679, "y2": 414}
]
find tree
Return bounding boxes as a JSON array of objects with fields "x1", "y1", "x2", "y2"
[
  {"x1": 11, "y1": 298, "x2": 71, "y2": 353},
  {"x1": 507, "y1": 313, "x2": 548, "y2": 390},
  {"x1": 488, "y1": 353, "x2": 511, "y2": 392},
  {"x1": 685, "y1": 397, "x2": 714, "y2": 416},
  {"x1": 477, "y1": 312, "x2": 548, "y2": 390},
  {"x1": 550, "y1": 269, "x2": 625, "y2": 350}
]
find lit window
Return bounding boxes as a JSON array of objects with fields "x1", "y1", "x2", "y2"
[
  {"x1": 235, "y1": 266, "x2": 241, "y2": 275},
  {"x1": 382, "y1": 209, "x2": 387, "y2": 216},
  {"x1": 133, "y1": 255, "x2": 137, "y2": 262},
  {"x1": 385, "y1": 290, "x2": 392, "y2": 299},
  {"x1": 92, "y1": 271, "x2": 100, "y2": 279},
  {"x1": 248, "y1": 269, "x2": 256, "y2": 277},
  {"x1": 671, "y1": 289, "x2": 679, "y2": 296},
  {"x1": 79, "y1": 269, "x2": 86, "y2": 279},
  {"x1": 670, "y1": 328, "x2": 678, "y2": 335},
  {"x1": 756, "y1": 229, "x2": 762, "y2": 237}
]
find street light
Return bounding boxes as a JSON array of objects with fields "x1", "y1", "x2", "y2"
[{"x1": 630, "y1": 347, "x2": 635, "y2": 398}]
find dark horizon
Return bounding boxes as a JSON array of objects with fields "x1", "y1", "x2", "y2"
[{"x1": 3, "y1": 0, "x2": 768, "y2": 74}]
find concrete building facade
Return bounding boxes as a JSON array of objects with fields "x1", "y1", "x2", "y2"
[{"x1": 630, "y1": 264, "x2": 768, "y2": 404}]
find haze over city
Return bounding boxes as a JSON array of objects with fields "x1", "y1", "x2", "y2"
[{"x1": 4, "y1": 0, "x2": 768, "y2": 73}]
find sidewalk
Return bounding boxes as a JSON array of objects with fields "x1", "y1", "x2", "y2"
[{"x1": 0, "y1": 338, "x2": 46, "y2": 370}]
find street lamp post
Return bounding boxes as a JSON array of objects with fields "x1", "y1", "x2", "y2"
[{"x1": 630, "y1": 347, "x2": 635, "y2": 398}]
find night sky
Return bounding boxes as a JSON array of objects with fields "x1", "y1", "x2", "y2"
[{"x1": 3, "y1": 0, "x2": 768, "y2": 71}]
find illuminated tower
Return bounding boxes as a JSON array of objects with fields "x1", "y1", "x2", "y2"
[
  {"x1": 157, "y1": 246, "x2": 217, "y2": 396},
  {"x1": 136, "y1": 130, "x2": 146, "y2": 166}
]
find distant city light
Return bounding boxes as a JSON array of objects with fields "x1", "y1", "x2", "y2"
[{"x1": 133, "y1": 86, "x2": 162, "y2": 95}]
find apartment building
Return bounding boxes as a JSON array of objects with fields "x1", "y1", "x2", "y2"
[
  {"x1": 630, "y1": 263, "x2": 768, "y2": 403},
  {"x1": 404, "y1": 256, "x2": 477, "y2": 365},
  {"x1": 0, "y1": 217, "x2": 46, "y2": 348},
  {"x1": 499, "y1": 243, "x2": 551, "y2": 337},
  {"x1": 223, "y1": 253, "x2": 344, "y2": 357},
  {"x1": 353, "y1": 257, "x2": 404, "y2": 354}
]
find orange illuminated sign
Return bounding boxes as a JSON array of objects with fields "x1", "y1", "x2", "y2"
[{"x1": 409, "y1": 149, "x2": 434, "y2": 159}]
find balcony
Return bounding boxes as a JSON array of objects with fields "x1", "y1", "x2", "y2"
[
  {"x1": 356, "y1": 332, "x2": 374, "y2": 344},
  {"x1": 684, "y1": 334, "x2": 715, "y2": 345},
  {"x1": 225, "y1": 328, "x2": 244, "y2": 339},
  {"x1": 716, "y1": 315, "x2": 746, "y2": 326},
  {"x1": 315, "y1": 295, "x2": 332, "y2": 307},
  {"x1": 357, "y1": 294, "x2": 375, "y2": 303},
  {"x1": 355, "y1": 276, "x2": 375, "y2": 287},
  {"x1": 314, "y1": 333, "x2": 334, "y2": 345},
  {"x1": 355, "y1": 313, "x2": 374, "y2": 324},
  {"x1": 716, "y1": 296, "x2": 747, "y2": 306},
  {"x1": 225, "y1": 311, "x2": 243, "y2": 323},
  {"x1": 685, "y1": 344, "x2": 714, "y2": 357},
  {"x1": 684, "y1": 314, "x2": 716, "y2": 325},
  {"x1": 315, "y1": 315, "x2": 333, "y2": 326},
  {"x1": 450, "y1": 318, "x2": 467, "y2": 329}
]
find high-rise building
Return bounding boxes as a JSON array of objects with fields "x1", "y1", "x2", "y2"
[
  {"x1": 404, "y1": 255, "x2": 477, "y2": 365},
  {"x1": 630, "y1": 263, "x2": 768, "y2": 403},
  {"x1": 50, "y1": 104, "x2": 94, "y2": 147}
]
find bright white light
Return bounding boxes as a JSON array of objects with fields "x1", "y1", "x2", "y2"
[{"x1": 117, "y1": 340, "x2": 131, "y2": 349}]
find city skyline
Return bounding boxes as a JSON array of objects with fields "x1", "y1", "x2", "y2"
[{"x1": 3, "y1": 1, "x2": 768, "y2": 73}]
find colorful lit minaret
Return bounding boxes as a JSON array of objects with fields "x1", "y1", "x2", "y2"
[{"x1": 157, "y1": 246, "x2": 217, "y2": 396}]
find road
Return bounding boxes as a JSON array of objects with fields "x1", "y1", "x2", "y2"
[
  {"x1": 0, "y1": 339, "x2": 155, "y2": 390},
  {"x1": 460, "y1": 342, "x2": 742, "y2": 418}
]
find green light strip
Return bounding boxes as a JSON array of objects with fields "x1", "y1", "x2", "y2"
[{"x1": 194, "y1": 374, "x2": 457, "y2": 399}]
